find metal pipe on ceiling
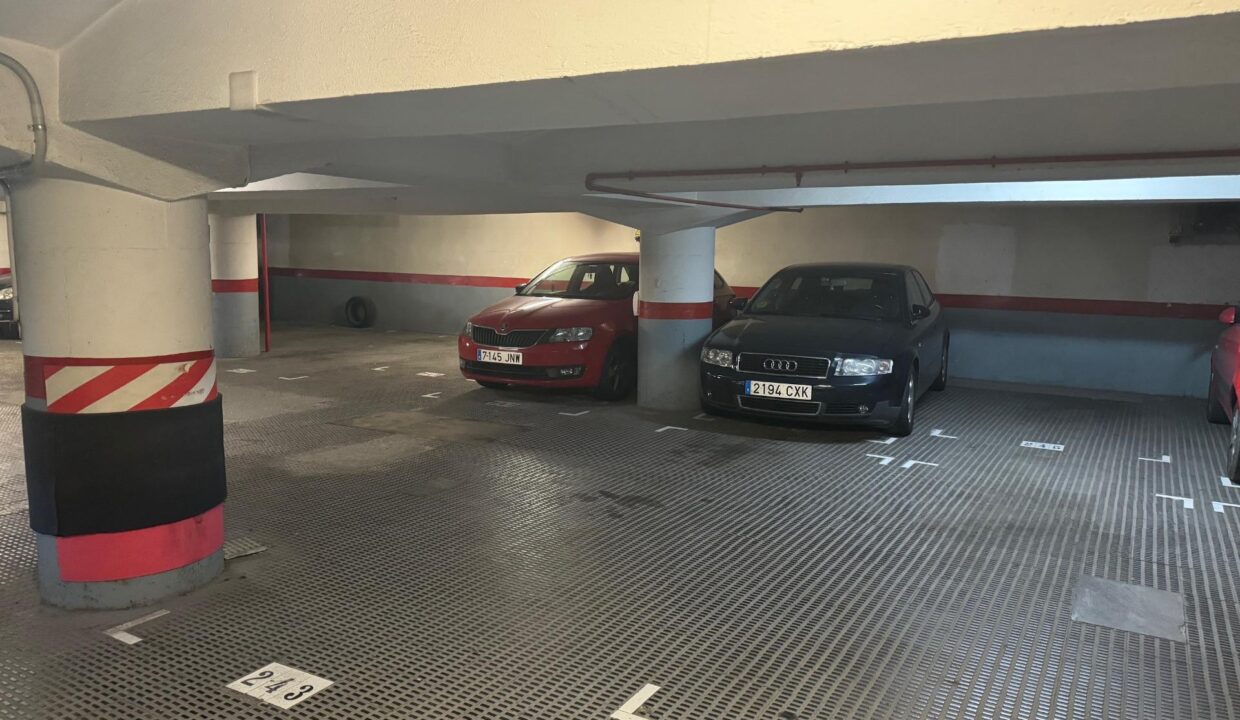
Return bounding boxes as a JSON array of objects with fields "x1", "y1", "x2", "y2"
[
  {"x1": 585, "y1": 147, "x2": 1240, "y2": 212},
  {"x1": 0, "y1": 51, "x2": 47, "y2": 176}
]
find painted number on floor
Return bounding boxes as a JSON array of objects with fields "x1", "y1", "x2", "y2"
[
  {"x1": 226, "y1": 663, "x2": 333, "y2": 709},
  {"x1": 1021, "y1": 441, "x2": 1064, "y2": 452}
]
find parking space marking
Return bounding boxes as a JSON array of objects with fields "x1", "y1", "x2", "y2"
[
  {"x1": 227, "y1": 368, "x2": 256, "y2": 374},
  {"x1": 611, "y1": 684, "x2": 661, "y2": 720},
  {"x1": 372, "y1": 366, "x2": 389, "y2": 371},
  {"x1": 1139, "y1": 454, "x2": 1172, "y2": 464},
  {"x1": 417, "y1": 371, "x2": 445, "y2": 377},
  {"x1": 867, "y1": 437, "x2": 897, "y2": 445},
  {"x1": 1021, "y1": 441, "x2": 1064, "y2": 452},
  {"x1": 692, "y1": 413, "x2": 716, "y2": 422},
  {"x1": 1223, "y1": 476, "x2": 1238, "y2": 488},
  {"x1": 104, "y1": 609, "x2": 170, "y2": 645},
  {"x1": 1156, "y1": 494, "x2": 1195, "y2": 510},
  {"x1": 421, "y1": 392, "x2": 442, "y2": 399},
  {"x1": 865, "y1": 454, "x2": 895, "y2": 466},
  {"x1": 226, "y1": 662, "x2": 334, "y2": 709},
  {"x1": 900, "y1": 460, "x2": 939, "y2": 470},
  {"x1": 1213, "y1": 501, "x2": 1240, "y2": 514},
  {"x1": 655, "y1": 426, "x2": 687, "y2": 433},
  {"x1": 559, "y1": 410, "x2": 590, "y2": 417},
  {"x1": 279, "y1": 376, "x2": 309, "y2": 381},
  {"x1": 930, "y1": 428, "x2": 959, "y2": 439}
]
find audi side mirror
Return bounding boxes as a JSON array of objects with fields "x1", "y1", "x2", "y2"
[
  {"x1": 728, "y1": 296, "x2": 748, "y2": 313},
  {"x1": 910, "y1": 304, "x2": 930, "y2": 321},
  {"x1": 1219, "y1": 305, "x2": 1238, "y2": 325},
  {"x1": 514, "y1": 283, "x2": 526, "y2": 295}
]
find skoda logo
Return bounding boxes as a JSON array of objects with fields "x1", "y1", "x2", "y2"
[
  {"x1": 763, "y1": 358, "x2": 798, "y2": 372},
  {"x1": 499, "y1": 323, "x2": 509, "y2": 333}
]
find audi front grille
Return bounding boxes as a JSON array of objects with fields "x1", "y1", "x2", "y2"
[{"x1": 736, "y1": 353, "x2": 831, "y2": 378}]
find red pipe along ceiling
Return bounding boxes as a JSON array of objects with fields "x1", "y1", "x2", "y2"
[{"x1": 584, "y1": 147, "x2": 1240, "y2": 212}]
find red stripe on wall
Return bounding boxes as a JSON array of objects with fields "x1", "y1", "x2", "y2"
[
  {"x1": 639, "y1": 300, "x2": 715, "y2": 320},
  {"x1": 212, "y1": 278, "x2": 259, "y2": 293},
  {"x1": 270, "y1": 266, "x2": 528, "y2": 288},
  {"x1": 936, "y1": 294, "x2": 1223, "y2": 320},
  {"x1": 272, "y1": 268, "x2": 1227, "y2": 321},
  {"x1": 55, "y1": 504, "x2": 224, "y2": 583}
]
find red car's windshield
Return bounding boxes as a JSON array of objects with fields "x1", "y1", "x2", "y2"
[{"x1": 521, "y1": 261, "x2": 638, "y2": 300}]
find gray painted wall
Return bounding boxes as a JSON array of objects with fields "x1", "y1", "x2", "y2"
[
  {"x1": 273, "y1": 276, "x2": 1220, "y2": 398},
  {"x1": 272, "y1": 275, "x2": 511, "y2": 335}
]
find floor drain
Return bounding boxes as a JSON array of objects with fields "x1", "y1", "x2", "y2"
[{"x1": 223, "y1": 537, "x2": 268, "y2": 560}]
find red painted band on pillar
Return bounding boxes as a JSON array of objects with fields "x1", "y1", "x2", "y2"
[
  {"x1": 24, "y1": 350, "x2": 216, "y2": 410},
  {"x1": 638, "y1": 301, "x2": 714, "y2": 320},
  {"x1": 54, "y1": 504, "x2": 224, "y2": 582},
  {"x1": 211, "y1": 278, "x2": 259, "y2": 293}
]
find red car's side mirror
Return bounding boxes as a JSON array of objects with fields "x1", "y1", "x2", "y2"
[{"x1": 1220, "y1": 306, "x2": 1238, "y2": 325}]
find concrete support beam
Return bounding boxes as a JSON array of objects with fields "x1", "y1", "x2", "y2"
[
  {"x1": 208, "y1": 213, "x2": 260, "y2": 358},
  {"x1": 11, "y1": 177, "x2": 225, "y2": 609},
  {"x1": 637, "y1": 226, "x2": 715, "y2": 410}
]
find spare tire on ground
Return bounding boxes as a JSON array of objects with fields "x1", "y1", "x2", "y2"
[{"x1": 345, "y1": 296, "x2": 377, "y2": 328}]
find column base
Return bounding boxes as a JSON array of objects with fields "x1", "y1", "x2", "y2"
[
  {"x1": 637, "y1": 317, "x2": 713, "y2": 410},
  {"x1": 212, "y1": 291, "x2": 262, "y2": 358},
  {"x1": 36, "y1": 534, "x2": 223, "y2": 610}
]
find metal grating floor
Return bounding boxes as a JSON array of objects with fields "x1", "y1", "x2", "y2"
[{"x1": 1, "y1": 326, "x2": 1238, "y2": 719}]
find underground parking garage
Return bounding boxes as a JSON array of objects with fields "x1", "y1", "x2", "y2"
[{"x1": 5, "y1": 3, "x2": 1240, "y2": 719}]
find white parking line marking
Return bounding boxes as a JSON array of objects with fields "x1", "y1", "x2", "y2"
[
  {"x1": 1213, "y1": 501, "x2": 1240, "y2": 514},
  {"x1": 104, "y1": 609, "x2": 170, "y2": 645},
  {"x1": 1223, "y1": 476, "x2": 1238, "y2": 488},
  {"x1": 421, "y1": 392, "x2": 442, "y2": 399},
  {"x1": 865, "y1": 454, "x2": 895, "y2": 466},
  {"x1": 611, "y1": 684, "x2": 661, "y2": 720},
  {"x1": 655, "y1": 426, "x2": 687, "y2": 433},
  {"x1": 559, "y1": 410, "x2": 590, "y2": 417},
  {"x1": 278, "y1": 375, "x2": 308, "y2": 381},
  {"x1": 227, "y1": 368, "x2": 256, "y2": 374},
  {"x1": 929, "y1": 429, "x2": 959, "y2": 439},
  {"x1": 866, "y1": 437, "x2": 897, "y2": 445},
  {"x1": 1021, "y1": 441, "x2": 1064, "y2": 452},
  {"x1": 1138, "y1": 454, "x2": 1172, "y2": 464},
  {"x1": 1156, "y1": 494, "x2": 1195, "y2": 510},
  {"x1": 900, "y1": 460, "x2": 939, "y2": 470},
  {"x1": 372, "y1": 366, "x2": 389, "y2": 371},
  {"x1": 417, "y1": 371, "x2": 445, "y2": 377},
  {"x1": 692, "y1": 413, "x2": 716, "y2": 422}
]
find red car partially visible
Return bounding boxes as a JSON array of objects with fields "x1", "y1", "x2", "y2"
[
  {"x1": 458, "y1": 253, "x2": 734, "y2": 400},
  {"x1": 1207, "y1": 305, "x2": 1240, "y2": 479}
]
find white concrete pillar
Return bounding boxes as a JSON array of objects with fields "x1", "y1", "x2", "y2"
[
  {"x1": 637, "y1": 226, "x2": 716, "y2": 410},
  {"x1": 208, "y1": 213, "x2": 260, "y2": 357},
  {"x1": 12, "y1": 177, "x2": 225, "y2": 609},
  {"x1": 0, "y1": 199, "x2": 11, "y2": 275}
]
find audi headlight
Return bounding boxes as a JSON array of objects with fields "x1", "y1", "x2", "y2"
[
  {"x1": 701, "y1": 347, "x2": 733, "y2": 368},
  {"x1": 548, "y1": 327, "x2": 593, "y2": 343},
  {"x1": 835, "y1": 357, "x2": 894, "y2": 376},
  {"x1": 0, "y1": 288, "x2": 12, "y2": 301},
  {"x1": 462, "y1": 320, "x2": 473, "y2": 337}
]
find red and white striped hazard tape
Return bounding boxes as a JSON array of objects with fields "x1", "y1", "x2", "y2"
[{"x1": 25, "y1": 351, "x2": 217, "y2": 414}]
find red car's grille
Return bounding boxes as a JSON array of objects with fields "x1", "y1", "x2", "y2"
[{"x1": 471, "y1": 326, "x2": 547, "y2": 348}]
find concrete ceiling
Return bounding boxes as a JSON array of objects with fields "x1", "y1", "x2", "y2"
[
  {"x1": 0, "y1": 0, "x2": 120, "y2": 49},
  {"x1": 7, "y1": 3, "x2": 1240, "y2": 220}
]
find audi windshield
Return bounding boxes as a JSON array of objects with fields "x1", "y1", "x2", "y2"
[
  {"x1": 521, "y1": 261, "x2": 639, "y2": 300},
  {"x1": 747, "y1": 268, "x2": 904, "y2": 321}
]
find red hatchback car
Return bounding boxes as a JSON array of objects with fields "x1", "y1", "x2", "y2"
[
  {"x1": 1208, "y1": 305, "x2": 1240, "y2": 479},
  {"x1": 459, "y1": 253, "x2": 735, "y2": 399}
]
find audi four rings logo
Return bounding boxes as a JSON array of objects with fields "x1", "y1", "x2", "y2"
[{"x1": 763, "y1": 358, "x2": 798, "y2": 372}]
